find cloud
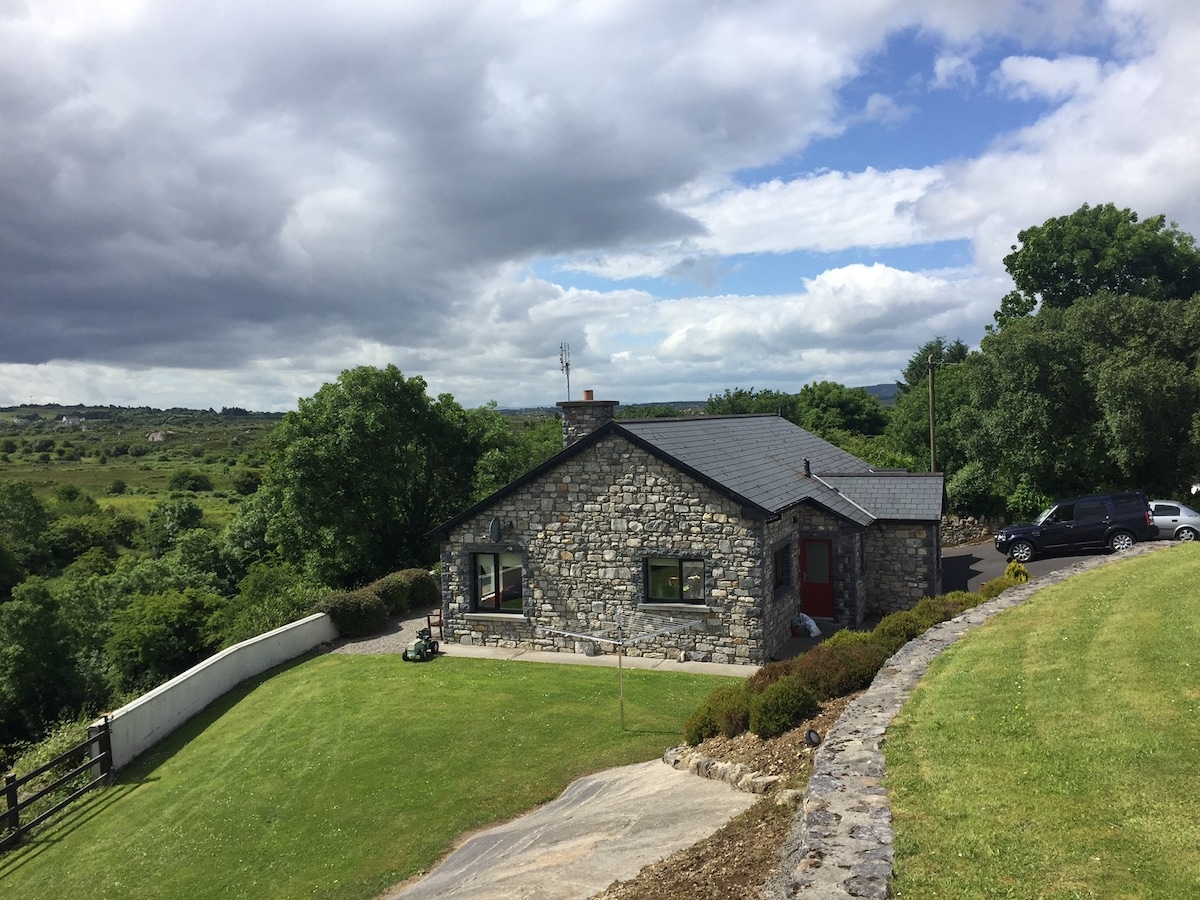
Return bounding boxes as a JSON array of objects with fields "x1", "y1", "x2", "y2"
[{"x1": 1, "y1": 1, "x2": 1199, "y2": 411}]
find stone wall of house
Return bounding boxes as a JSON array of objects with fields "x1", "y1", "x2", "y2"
[
  {"x1": 440, "y1": 434, "x2": 770, "y2": 664},
  {"x1": 862, "y1": 521, "x2": 941, "y2": 617}
]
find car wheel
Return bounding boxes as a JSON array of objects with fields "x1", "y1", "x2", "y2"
[
  {"x1": 1178, "y1": 527, "x2": 1197, "y2": 542},
  {"x1": 402, "y1": 649, "x2": 410, "y2": 661},
  {"x1": 1009, "y1": 540, "x2": 1035, "y2": 563},
  {"x1": 1108, "y1": 531, "x2": 1135, "y2": 552},
  {"x1": 429, "y1": 640, "x2": 439, "y2": 655}
]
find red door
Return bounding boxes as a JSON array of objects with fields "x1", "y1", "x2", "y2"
[{"x1": 800, "y1": 538, "x2": 834, "y2": 618}]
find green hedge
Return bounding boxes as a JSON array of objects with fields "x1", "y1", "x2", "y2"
[
  {"x1": 366, "y1": 569, "x2": 440, "y2": 617},
  {"x1": 319, "y1": 588, "x2": 388, "y2": 637},
  {"x1": 683, "y1": 578, "x2": 1000, "y2": 745}
]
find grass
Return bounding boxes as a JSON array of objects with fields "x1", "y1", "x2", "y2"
[
  {"x1": 0, "y1": 654, "x2": 736, "y2": 900},
  {"x1": 887, "y1": 545, "x2": 1200, "y2": 899}
]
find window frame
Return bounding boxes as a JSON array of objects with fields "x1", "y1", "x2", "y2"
[
  {"x1": 643, "y1": 556, "x2": 705, "y2": 605},
  {"x1": 471, "y1": 550, "x2": 526, "y2": 614}
]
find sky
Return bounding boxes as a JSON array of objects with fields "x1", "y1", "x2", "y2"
[{"x1": 2, "y1": 0, "x2": 1199, "y2": 412}]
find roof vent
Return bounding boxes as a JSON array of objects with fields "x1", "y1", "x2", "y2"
[{"x1": 803, "y1": 457, "x2": 811, "y2": 477}]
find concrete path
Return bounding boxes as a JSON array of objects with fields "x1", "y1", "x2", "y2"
[{"x1": 384, "y1": 759, "x2": 757, "y2": 900}]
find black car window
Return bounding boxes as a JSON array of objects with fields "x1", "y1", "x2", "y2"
[
  {"x1": 1075, "y1": 499, "x2": 1107, "y2": 524},
  {"x1": 1050, "y1": 503, "x2": 1075, "y2": 523},
  {"x1": 1111, "y1": 494, "x2": 1149, "y2": 517},
  {"x1": 1154, "y1": 504, "x2": 1180, "y2": 516}
]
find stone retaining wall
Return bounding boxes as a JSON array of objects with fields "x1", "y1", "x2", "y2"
[{"x1": 759, "y1": 542, "x2": 1166, "y2": 899}]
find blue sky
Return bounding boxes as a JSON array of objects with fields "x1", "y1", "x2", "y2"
[{"x1": 1, "y1": 1, "x2": 1197, "y2": 411}]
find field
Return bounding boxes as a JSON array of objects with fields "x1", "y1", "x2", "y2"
[{"x1": 0, "y1": 405, "x2": 281, "y2": 524}]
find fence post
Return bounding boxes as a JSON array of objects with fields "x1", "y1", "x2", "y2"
[
  {"x1": 99, "y1": 716, "x2": 114, "y2": 783},
  {"x1": 3, "y1": 772, "x2": 18, "y2": 836}
]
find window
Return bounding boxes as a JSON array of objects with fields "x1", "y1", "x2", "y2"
[
  {"x1": 473, "y1": 552, "x2": 524, "y2": 613},
  {"x1": 772, "y1": 544, "x2": 793, "y2": 595},
  {"x1": 645, "y1": 557, "x2": 704, "y2": 604}
]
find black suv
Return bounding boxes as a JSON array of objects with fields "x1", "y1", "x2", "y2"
[{"x1": 994, "y1": 490, "x2": 1158, "y2": 563}]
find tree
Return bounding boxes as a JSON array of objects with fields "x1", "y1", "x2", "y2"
[
  {"x1": 886, "y1": 359, "x2": 973, "y2": 476},
  {"x1": 0, "y1": 578, "x2": 82, "y2": 743},
  {"x1": 995, "y1": 203, "x2": 1200, "y2": 326},
  {"x1": 255, "y1": 365, "x2": 482, "y2": 586},
  {"x1": 0, "y1": 481, "x2": 51, "y2": 574},
  {"x1": 896, "y1": 337, "x2": 969, "y2": 394},
  {"x1": 106, "y1": 588, "x2": 222, "y2": 693},
  {"x1": 143, "y1": 497, "x2": 204, "y2": 557},
  {"x1": 469, "y1": 406, "x2": 561, "y2": 500},
  {"x1": 793, "y1": 381, "x2": 889, "y2": 437},
  {"x1": 967, "y1": 292, "x2": 1200, "y2": 504}
]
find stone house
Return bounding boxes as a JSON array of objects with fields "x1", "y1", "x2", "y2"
[{"x1": 431, "y1": 396, "x2": 944, "y2": 666}]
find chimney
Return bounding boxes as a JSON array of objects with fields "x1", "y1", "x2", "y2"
[{"x1": 557, "y1": 390, "x2": 618, "y2": 448}]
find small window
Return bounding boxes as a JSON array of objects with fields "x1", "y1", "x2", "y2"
[
  {"x1": 1154, "y1": 504, "x2": 1180, "y2": 516},
  {"x1": 1049, "y1": 503, "x2": 1075, "y2": 523},
  {"x1": 772, "y1": 544, "x2": 793, "y2": 594},
  {"x1": 473, "y1": 552, "x2": 524, "y2": 613},
  {"x1": 645, "y1": 557, "x2": 704, "y2": 604}
]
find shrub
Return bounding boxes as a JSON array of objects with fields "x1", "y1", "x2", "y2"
[
  {"x1": 318, "y1": 588, "x2": 388, "y2": 638},
  {"x1": 168, "y1": 470, "x2": 213, "y2": 492},
  {"x1": 367, "y1": 568, "x2": 440, "y2": 616},
  {"x1": 749, "y1": 675, "x2": 818, "y2": 739},
  {"x1": 105, "y1": 479, "x2": 127, "y2": 495},
  {"x1": 978, "y1": 575, "x2": 1021, "y2": 600},
  {"x1": 1004, "y1": 560, "x2": 1031, "y2": 583},
  {"x1": 683, "y1": 685, "x2": 751, "y2": 745},
  {"x1": 789, "y1": 639, "x2": 894, "y2": 700},
  {"x1": 874, "y1": 608, "x2": 934, "y2": 650},
  {"x1": 822, "y1": 627, "x2": 877, "y2": 649}
]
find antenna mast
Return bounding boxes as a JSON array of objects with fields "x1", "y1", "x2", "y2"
[{"x1": 559, "y1": 342, "x2": 571, "y2": 401}]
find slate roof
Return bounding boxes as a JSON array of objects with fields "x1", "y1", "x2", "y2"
[
  {"x1": 431, "y1": 413, "x2": 943, "y2": 538},
  {"x1": 618, "y1": 415, "x2": 943, "y2": 525}
]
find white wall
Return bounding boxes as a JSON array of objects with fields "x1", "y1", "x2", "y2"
[{"x1": 91, "y1": 613, "x2": 339, "y2": 771}]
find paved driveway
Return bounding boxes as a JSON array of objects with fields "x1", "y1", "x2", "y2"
[{"x1": 942, "y1": 541, "x2": 1152, "y2": 593}]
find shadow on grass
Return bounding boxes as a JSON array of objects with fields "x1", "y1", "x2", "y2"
[{"x1": 0, "y1": 649, "x2": 325, "y2": 877}]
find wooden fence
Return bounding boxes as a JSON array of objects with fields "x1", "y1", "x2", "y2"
[{"x1": 1, "y1": 717, "x2": 112, "y2": 852}]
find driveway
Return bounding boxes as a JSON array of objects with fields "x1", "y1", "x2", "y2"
[
  {"x1": 941, "y1": 541, "x2": 1149, "y2": 593},
  {"x1": 383, "y1": 760, "x2": 756, "y2": 900}
]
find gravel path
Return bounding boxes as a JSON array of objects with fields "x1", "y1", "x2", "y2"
[{"x1": 329, "y1": 606, "x2": 444, "y2": 655}]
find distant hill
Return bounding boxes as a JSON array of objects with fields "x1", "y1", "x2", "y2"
[{"x1": 503, "y1": 385, "x2": 898, "y2": 416}]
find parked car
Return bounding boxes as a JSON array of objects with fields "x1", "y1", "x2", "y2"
[
  {"x1": 1150, "y1": 500, "x2": 1200, "y2": 542},
  {"x1": 994, "y1": 490, "x2": 1158, "y2": 563}
]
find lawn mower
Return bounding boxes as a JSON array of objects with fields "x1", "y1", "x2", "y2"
[{"x1": 402, "y1": 627, "x2": 439, "y2": 662}]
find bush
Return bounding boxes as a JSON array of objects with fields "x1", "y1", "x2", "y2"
[
  {"x1": 366, "y1": 568, "x2": 440, "y2": 617},
  {"x1": 683, "y1": 685, "x2": 751, "y2": 745},
  {"x1": 822, "y1": 627, "x2": 878, "y2": 649},
  {"x1": 106, "y1": 588, "x2": 223, "y2": 693},
  {"x1": 978, "y1": 575, "x2": 1021, "y2": 600},
  {"x1": 1004, "y1": 560, "x2": 1031, "y2": 583},
  {"x1": 749, "y1": 675, "x2": 818, "y2": 739},
  {"x1": 802, "y1": 640, "x2": 894, "y2": 699},
  {"x1": 168, "y1": 470, "x2": 213, "y2": 492},
  {"x1": 319, "y1": 588, "x2": 388, "y2": 638},
  {"x1": 874, "y1": 608, "x2": 933, "y2": 651}
]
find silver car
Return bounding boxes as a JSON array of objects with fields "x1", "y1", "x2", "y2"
[{"x1": 1150, "y1": 500, "x2": 1200, "y2": 541}]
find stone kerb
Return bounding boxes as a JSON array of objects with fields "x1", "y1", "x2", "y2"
[{"x1": 758, "y1": 543, "x2": 1166, "y2": 900}]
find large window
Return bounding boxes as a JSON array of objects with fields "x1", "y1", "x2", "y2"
[
  {"x1": 645, "y1": 557, "x2": 704, "y2": 604},
  {"x1": 473, "y1": 552, "x2": 524, "y2": 613}
]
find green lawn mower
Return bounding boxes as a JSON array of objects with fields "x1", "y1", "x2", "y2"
[{"x1": 402, "y1": 627, "x2": 439, "y2": 662}]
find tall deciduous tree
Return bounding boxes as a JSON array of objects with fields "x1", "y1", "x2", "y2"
[
  {"x1": 995, "y1": 203, "x2": 1200, "y2": 326},
  {"x1": 969, "y1": 292, "x2": 1200, "y2": 502},
  {"x1": 257, "y1": 365, "x2": 481, "y2": 586}
]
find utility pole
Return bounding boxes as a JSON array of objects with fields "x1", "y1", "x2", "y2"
[{"x1": 927, "y1": 354, "x2": 937, "y2": 473}]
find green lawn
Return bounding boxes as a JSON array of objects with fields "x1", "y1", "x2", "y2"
[
  {"x1": 0, "y1": 654, "x2": 735, "y2": 899},
  {"x1": 887, "y1": 545, "x2": 1200, "y2": 899}
]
